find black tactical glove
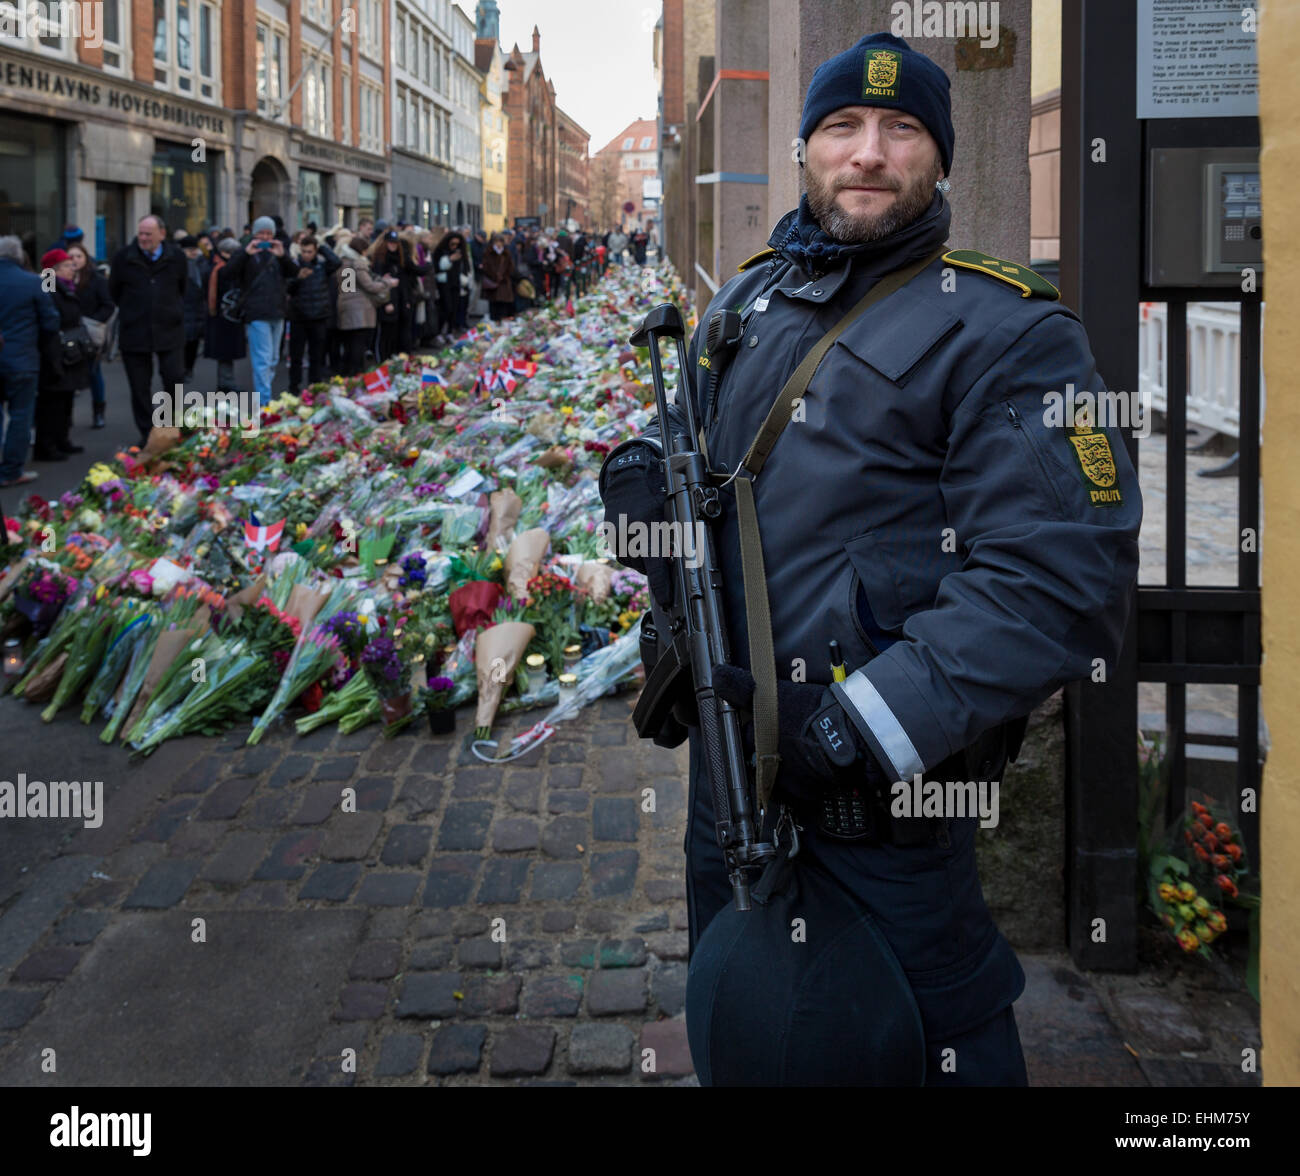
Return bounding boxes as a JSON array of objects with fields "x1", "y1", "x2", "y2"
[
  {"x1": 710, "y1": 663, "x2": 891, "y2": 806},
  {"x1": 600, "y1": 443, "x2": 673, "y2": 610}
]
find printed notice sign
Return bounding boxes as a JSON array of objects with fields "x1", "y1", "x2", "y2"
[{"x1": 1137, "y1": 0, "x2": 1259, "y2": 119}]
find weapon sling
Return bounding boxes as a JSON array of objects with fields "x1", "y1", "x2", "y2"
[{"x1": 732, "y1": 248, "x2": 946, "y2": 811}]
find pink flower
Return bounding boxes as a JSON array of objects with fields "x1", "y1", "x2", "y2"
[{"x1": 127, "y1": 569, "x2": 155, "y2": 596}]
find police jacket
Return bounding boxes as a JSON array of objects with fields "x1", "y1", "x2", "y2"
[
  {"x1": 600, "y1": 192, "x2": 1142, "y2": 784},
  {"x1": 108, "y1": 240, "x2": 188, "y2": 353}
]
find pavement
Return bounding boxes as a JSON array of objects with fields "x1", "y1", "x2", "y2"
[{"x1": 0, "y1": 332, "x2": 1262, "y2": 1087}]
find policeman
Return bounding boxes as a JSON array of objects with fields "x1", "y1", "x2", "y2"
[{"x1": 599, "y1": 32, "x2": 1141, "y2": 1085}]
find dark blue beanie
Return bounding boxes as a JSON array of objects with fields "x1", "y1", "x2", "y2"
[{"x1": 798, "y1": 33, "x2": 954, "y2": 176}]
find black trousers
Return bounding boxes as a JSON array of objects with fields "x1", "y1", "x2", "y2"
[
  {"x1": 288, "y1": 318, "x2": 329, "y2": 391},
  {"x1": 183, "y1": 337, "x2": 201, "y2": 375},
  {"x1": 34, "y1": 387, "x2": 73, "y2": 453},
  {"x1": 121, "y1": 348, "x2": 185, "y2": 443},
  {"x1": 340, "y1": 328, "x2": 371, "y2": 377},
  {"x1": 488, "y1": 300, "x2": 514, "y2": 321}
]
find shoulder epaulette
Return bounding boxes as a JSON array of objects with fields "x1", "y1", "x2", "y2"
[
  {"x1": 737, "y1": 247, "x2": 778, "y2": 272},
  {"x1": 942, "y1": 249, "x2": 1059, "y2": 300}
]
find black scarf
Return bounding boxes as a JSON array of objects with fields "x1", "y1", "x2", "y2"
[{"x1": 770, "y1": 190, "x2": 951, "y2": 278}]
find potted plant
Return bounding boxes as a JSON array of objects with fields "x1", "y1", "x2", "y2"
[
  {"x1": 360, "y1": 635, "x2": 411, "y2": 725},
  {"x1": 421, "y1": 676, "x2": 457, "y2": 734}
]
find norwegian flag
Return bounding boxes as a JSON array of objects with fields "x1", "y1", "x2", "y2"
[
  {"x1": 421, "y1": 367, "x2": 446, "y2": 387},
  {"x1": 363, "y1": 364, "x2": 391, "y2": 394},
  {"x1": 244, "y1": 518, "x2": 286, "y2": 554},
  {"x1": 504, "y1": 359, "x2": 538, "y2": 379}
]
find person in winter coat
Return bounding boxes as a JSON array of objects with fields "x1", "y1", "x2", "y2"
[
  {"x1": 179, "y1": 236, "x2": 210, "y2": 379},
  {"x1": 205, "y1": 237, "x2": 247, "y2": 393},
  {"x1": 606, "y1": 228, "x2": 629, "y2": 266},
  {"x1": 367, "y1": 230, "x2": 429, "y2": 359},
  {"x1": 414, "y1": 229, "x2": 442, "y2": 346},
  {"x1": 285, "y1": 235, "x2": 341, "y2": 393},
  {"x1": 432, "y1": 231, "x2": 472, "y2": 336},
  {"x1": 223, "y1": 215, "x2": 297, "y2": 405},
  {"x1": 67, "y1": 242, "x2": 114, "y2": 429},
  {"x1": 0, "y1": 235, "x2": 60, "y2": 487},
  {"x1": 334, "y1": 233, "x2": 390, "y2": 376},
  {"x1": 108, "y1": 214, "x2": 188, "y2": 448},
  {"x1": 480, "y1": 232, "x2": 515, "y2": 321},
  {"x1": 34, "y1": 249, "x2": 90, "y2": 461}
]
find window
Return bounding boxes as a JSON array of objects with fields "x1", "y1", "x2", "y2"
[
  {"x1": 155, "y1": 0, "x2": 220, "y2": 100},
  {"x1": 396, "y1": 14, "x2": 406, "y2": 68},
  {"x1": 423, "y1": 34, "x2": 431, "y2": 85},
  {"x1": 342, "y1": 71, "x2": 352, "y2": 144},
  {"x1": 396, "y1": 90, "x2": 405, "y2": 148},
  {"x1": 256, "y1": 22, "x2": 286, "y2": 116},
  {"x1": 486, "y1": 191, "x2": 501, "y2": 214},
  {"x1": 422, "y1": 198, "x2": 431, "y2": 226},
  {"x1": 421, "y1": 103, "x2": 430, "y2": 156},
  {"x1": 101, "y1": 0, "x2": 127, "y2": 72},
  {"x1": 622, "y1": 137, "x2": 633, "y2": 150},
  {"x1": 640, "y1": 136, "x2": 653, "y2": 149},
  {"x1": 304, "y1": 57, "x2": 332, "y2": 137},
  {"x1": 397, "y1": 194, "x2": 406, "y2": 221}
]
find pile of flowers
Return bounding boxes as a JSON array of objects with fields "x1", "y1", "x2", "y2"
[{"x1": 0, "y1": 262, "x2": 691, "y2": 754}]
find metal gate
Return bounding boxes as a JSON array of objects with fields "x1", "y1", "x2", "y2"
[{"x1": 1061, "y1": 0, "x2": 1262, "y2": 969}]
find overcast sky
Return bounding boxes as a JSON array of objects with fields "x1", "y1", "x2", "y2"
[{"x1": 493, "y1": 0, "x2": 660, "y2": 155}]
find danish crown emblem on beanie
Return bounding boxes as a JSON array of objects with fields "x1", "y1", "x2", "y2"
[{"x1": 799, "y1": 31, "x2": 955, "y2": 176}]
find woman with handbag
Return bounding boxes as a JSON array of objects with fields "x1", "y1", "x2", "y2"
[
  {"x1": 206, "y1": 237, "x2": 248, "y2": 392},
  {"x1": 34, "y1": 249, "x2": 92, "y2": 461},
  {"x1": 481, "y1": 233, "x2": 515, "y2": 321},
  {"x1": 335, "y1": 231, "x2": 390, "y2": 376},
  {"x1": 67, "y1": 242, "x2": 114, "y2": 429}
]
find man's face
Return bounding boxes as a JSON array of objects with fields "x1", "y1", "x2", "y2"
[
  {"x1": 804, "y1": 105, "x2": 943, "y2": 243},
  {"x1": 136, "y1": 218, "x2": 163, "y2": 251},
  {"x1": 254, "y1": 228, "x2": 274, "y2": 244},
  {"x1": 300, "y1": 243, "x2": 317, "y2": 264}
]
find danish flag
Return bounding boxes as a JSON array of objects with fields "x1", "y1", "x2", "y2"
[
  {"x1": 363, "y1": 364, "x2": 391, "y2": 394},
  {"x1": 244, "y1": 518, "x2": 286, "y2": 554}
]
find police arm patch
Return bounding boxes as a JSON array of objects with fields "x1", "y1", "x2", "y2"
[
  {"x1": 943, "y1": 249, "x2": 1060, "y2": 300},
  {"x1": 1066, "y1": 422, "x2": 1123, "y2": 506}
]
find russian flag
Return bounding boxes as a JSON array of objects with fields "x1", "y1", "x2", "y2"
[{"x1": 421, "y1": 368, "x2": 446, "y2": 387}]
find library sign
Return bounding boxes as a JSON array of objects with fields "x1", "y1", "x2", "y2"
[{"x1": 0, "y1": 51, "x2": 229, "y2": 139}]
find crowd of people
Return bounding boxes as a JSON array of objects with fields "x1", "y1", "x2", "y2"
[{"x1": 0, "y1": 215, "x2": 656, "y2": 489}]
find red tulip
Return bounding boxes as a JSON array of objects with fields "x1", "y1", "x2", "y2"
[
  {"x1": 1215, "y1": 823, "x2": 1233, "y2": 841},
  {"x1": 1227, "y1": 843, "x2": 1243, "y2": 863},
  {"x1": 1191, "y1": 801, "x2": 1207, "y2": 816},
  {"x1": 1184, "y1": 829, "x2": 1195, "y2": 846},
  {"x1": 1216, "y1": 875, "x2": 1239, "y2": 899},
  {"x1": 1194, "y1": 844, "x2": 1210, "y2": 863},
  {"x1": 1204, "y1": 833, "x2": 1219, "y2": 852},
  {"x1": 1199, "y1": 812, "x2": 1214, "y2": 829},
  {"x1": 1211, "y1": 854, "x2": 1229, "y2": 870}
]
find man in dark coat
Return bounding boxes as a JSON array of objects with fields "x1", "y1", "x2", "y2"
[
  {"x1": 600, "y1": 32, "x2": 1142, "y2": 1086},
  {"x1": 205, "y1": 237, "x2": 248, "y2": 393},
  {"x1": 285, "y1": 235, "x2": 341, "y2": 393},
  {"x1": 180, "y1": 236, "x2": 211, "y2": 379},
  {"x1": 0, "y1": 235, "x2": 60, "y2": 486},
  {"x1": 109, "y1": 215, "x2": 188, "y2": 448},
  {"x1": 223, "y1": 215, "x2": 297, "y2": 406}
]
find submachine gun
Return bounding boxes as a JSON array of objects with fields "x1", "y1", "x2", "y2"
[{"x1": 628, "y1": 303, "x2": 774, "y2": 911}]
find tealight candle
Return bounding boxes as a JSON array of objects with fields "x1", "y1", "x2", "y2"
[
  {"x1": 563, "y1": 643, "x2": 582, "y2": 672},
  {"x1": 3, "y1": 638, "x2": 22, "y2": 679},
  {"x1": 525, "y1": 653, "x2": 547, "y2": 695},
  {"x1": 558, "y1": 672, "x2": 577, "y2": 704}
]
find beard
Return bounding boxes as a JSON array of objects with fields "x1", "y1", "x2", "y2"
[{"x1": 805, "y1": 155, "x2": 943, "y2": 243}]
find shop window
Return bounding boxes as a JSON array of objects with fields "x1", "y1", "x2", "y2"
[
  {"x1": 151, "y1": 140, "x2": 217, "y2": 237},
  {"x1": 422, "y1": 199, "x2": 431, "y2": 226},
  {"x1": 397, "y1": 194, "x2": 407, "y2": 222}
]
